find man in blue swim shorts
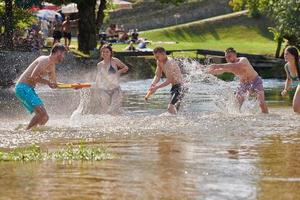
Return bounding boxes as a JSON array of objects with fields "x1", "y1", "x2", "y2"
[
  {"x1": 208, "y1": 47, "x2": 269, "y2": 114},
  {"x1": 15, "y1": 43, "x2": 67, "y2": 130}
]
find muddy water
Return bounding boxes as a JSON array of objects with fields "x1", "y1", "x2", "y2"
[{"x1": 0, "y1": 78, "x2": 300, "y2": 199}]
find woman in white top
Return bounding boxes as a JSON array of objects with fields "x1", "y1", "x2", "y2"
[{"x1": 96, "y1": 44, "x2": 129, "y2": 114}]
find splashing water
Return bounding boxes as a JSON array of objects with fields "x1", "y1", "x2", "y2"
[
  {"x1": 72, "y1": 58, "x2": 258, "y2": 121},
  {"x1": 176, "y1": 58, "x2": 258, "y2": 115},
  {"x1": 0, "y1": 59, "x2": 297, "y2": 148}
]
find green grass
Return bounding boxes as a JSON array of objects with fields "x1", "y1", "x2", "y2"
[
  {"x1": 45, "y1": 11, "x2": 278, "y2": 57},
  {"x1": 134, "y1": 11, "x2": 277, "y2": 55},
  {"x1": 0, "y1": 143, "x2": 113, "y2": 161}
]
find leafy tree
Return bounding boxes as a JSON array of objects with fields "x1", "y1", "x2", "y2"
[
  {"x1": 229, "y1": 0, "x2": 300, "y2": 57},
  {"x1": 0, "y1": 0, "x2": 191, "y2": 52},
  {"x1": 15, "y1": 0, "x2": 41, "y2": 8},
  {"x1": 0, "y1": 0, "x2": 36, "y2": 49},
  {"x1": 3, "y1": 0, "x2": 13, "y2": 49},
  {"x1": 48, "y1": 0, "x2": 111, "y2": 53}
]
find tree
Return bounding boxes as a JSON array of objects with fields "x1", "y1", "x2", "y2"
[
  {"x1": 3, "y1": 0, "x2": 13, "y2": 49},
  {"x1": 49, "y1": 0, "x2": 111, "y2": 53},
  {"x1": 229, "y1": 0, "x2": 300, "y2": 57},
  {"x1": 0, "y1": 0, "x2": 37, "y2": 50}
]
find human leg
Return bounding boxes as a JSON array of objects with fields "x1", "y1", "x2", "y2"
[
  {"x1": 256, "y1": 91, "x2": 269, "y2": 114},
  {"x1": 27, "y1": 105, "x2": 49, "y2": 130},
  {"x1": 292, "y1": 85, "x2": 300, "y2": 113}
]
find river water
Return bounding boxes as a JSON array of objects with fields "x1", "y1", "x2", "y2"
[{"x1": 0, "y1": 65, "x2": 299, "y2": 199}]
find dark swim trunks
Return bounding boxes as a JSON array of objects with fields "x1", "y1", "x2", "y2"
[
  {"x1": 170, "y1": 84, "x2": 185, "y2": 107},
  {"x1": 63, "y1": 32, "x2": 72, "y2": 40},
  {"x1": 236, "y1": 76, "x2": 264, "y2": 97},
  {"x1": 53, "y1": 31, "x2": 62, "y2": 40}
]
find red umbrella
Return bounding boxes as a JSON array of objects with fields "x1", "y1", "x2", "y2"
[
  {"x1": 28, "y1": 2, "x2": 60, "y2": 12},
  {"x1": 28, "y1": 5, "x2": 41, "y2": 12},
  {"x1": 42, "y1": 2, "x2": 60, "y2": 11}
]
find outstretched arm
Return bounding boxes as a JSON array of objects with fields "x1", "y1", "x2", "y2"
[
  {"x1": 29, "y1": 60, "x2": 52, "y2": 87},
  {"x1": 208, "y1": 58, "x2": 247, "y2": 75},
  {"x1": 151, "y1": 64, "x2": 162, "y2": 87}
]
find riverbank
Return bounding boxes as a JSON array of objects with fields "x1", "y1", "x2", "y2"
[{"x1": 0, "y1": 49, "x2": 286, "y2": 88}]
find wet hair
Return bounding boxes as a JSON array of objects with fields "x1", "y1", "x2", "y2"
[
  {"x1": 51, "y1": 43, "x2": 67, "y2": 54},
  {"x1": 100, "y1": 44, "x2": 113, "y2": 57},
  {"x1": 153, "y1": 46, "x2": 166, "y2": 54},
  {"x1": 286, "y1": 46, "x2": 300, "y2": 78},
  {"x1": 225, "y1": 47, "x2": 237, "y2": 54}
]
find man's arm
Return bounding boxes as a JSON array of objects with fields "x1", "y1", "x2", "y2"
[
  {"x1": 154, "y1": 78, "x2": 171, "y2": 90},
  {"x1": 48, "y1": 65, "x2": 57, "y2": 88},
  {"x1": 28, "y1": 60, "x2": 50, "y2": 86},
  {"x1": 151, "y1": 63, "x2": 162, "y2": 87},
  {"x1": 208, "y1": 58, "x2": 248, "y2": 74}
]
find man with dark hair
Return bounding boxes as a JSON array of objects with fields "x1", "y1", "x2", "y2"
[
  {"x1": 15, "y1": 44, "x2": 67, "y2": 130},
  {"x1": 62, "y1": 16, "x2": 78, "y2": 49},
  {"x1": 208, "y1": 47, "x2": 269, "y2": 113},
  {"x1": 147, "y1": 46, "x2": 184, "y2": 114},
  {"x1": 153, "y1": 46, "x2": 166, "y2": 54}
]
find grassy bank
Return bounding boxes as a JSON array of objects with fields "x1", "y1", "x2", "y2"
[
  {"x1": 114, "y1": 11, "x2": 278, "y2": 56},
  {"x1": 48, "y1": 11, "x2": 278, "y2": 57}
]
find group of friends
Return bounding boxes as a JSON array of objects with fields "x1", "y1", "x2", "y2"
[{"x1": 14, "y1": 43, "x2": 300, "y2": 130}]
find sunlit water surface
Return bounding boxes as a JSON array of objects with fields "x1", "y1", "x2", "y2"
[{"x1": 0, "y1": 61, "x2": 299, "y2": 200}]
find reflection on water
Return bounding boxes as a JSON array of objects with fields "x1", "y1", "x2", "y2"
[
  {"x1": 258, "y1": 134, "x2": 300, "y2": 200},
  {"x1": 0, "y1": 70, "x2": 300, "y2": 199}
]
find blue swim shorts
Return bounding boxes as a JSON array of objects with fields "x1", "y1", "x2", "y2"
[{"x1": 15, "y1": 83, "x2": 44, "y2": 113}]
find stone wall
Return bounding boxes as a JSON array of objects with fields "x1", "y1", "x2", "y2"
[{"x1": 109, "y1": 0, "x2": 232, "y2": 31}]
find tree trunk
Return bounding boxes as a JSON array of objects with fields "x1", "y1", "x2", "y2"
[
  {"x1": 275, "y1": 37, "x2": 283, "y2": 58},
  {"x1": 96, "y1": 0, "x2": 107, "y2": 34},
  {"x1": 4, "y1": 0, "x2": 13, "y2": 50},
  {"x1": 77, "y1": 0, "x2": 97, "y2": 53}
]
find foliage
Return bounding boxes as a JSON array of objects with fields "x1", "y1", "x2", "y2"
[
  {"x1": 0, "y1": 144, "x2": 43, "y2": 161},
  {"x1": 0, "y1": 1, "x2": 36, "y2": 31},
  {"x1": 229, "y1": 0, "x2": 300, "y2": 45},
  {"x1": 0, "y1": 143, "x2": 113, "y2": 161},
  {"x1": 15, "y1": 0, "x2": 41, "y2": 9},
  {"x1": 52, "y1": 143, "x2": 112, "y2": 161},
  {"x1": 13, "y1": 6, "x2": 36, "y2": 30}
]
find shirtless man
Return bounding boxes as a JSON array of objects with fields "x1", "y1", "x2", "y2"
[
  {"x1": 52, "y1": 15, "x2": 62, "y2": 45},
  {"x1": 15, "y1": 44, "x2": 67, "y2": 130},
  {"x1": 208, "y1": 47, "x2": 269, "y2": 113},
  {"x1": 147, "y1": 47, "x2": 184, "y2": 114},
  {"x1": 62, "y1": 16, "x2": 78, "y2": 49}
]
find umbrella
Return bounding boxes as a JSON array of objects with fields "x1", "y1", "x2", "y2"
[
  {"x1": 61, "y1": 3, "x2": 78, "y2": 14},
  {"x1": 29, "y1": 2, "x2": 60, "y2": 12},
  {"x1": 35, "y1": 9, "x2": 62, "y2": 21},
  {"x1": 41, "y1": 2, "x2": 61, "y2": 11}
]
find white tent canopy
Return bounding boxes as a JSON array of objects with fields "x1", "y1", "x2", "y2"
[
  {"x1": 111, "y1": 0, "x2": 133, "y2": 10},
  {"x1": 60, "y1": 0, "x2": 132, "y2": 14},
  {"x1": 61, "y1": 1, "x2": 132, "y2": 14},
  {"x1": 61, "y1": 3, "x2": 78, "y2": 14}
]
